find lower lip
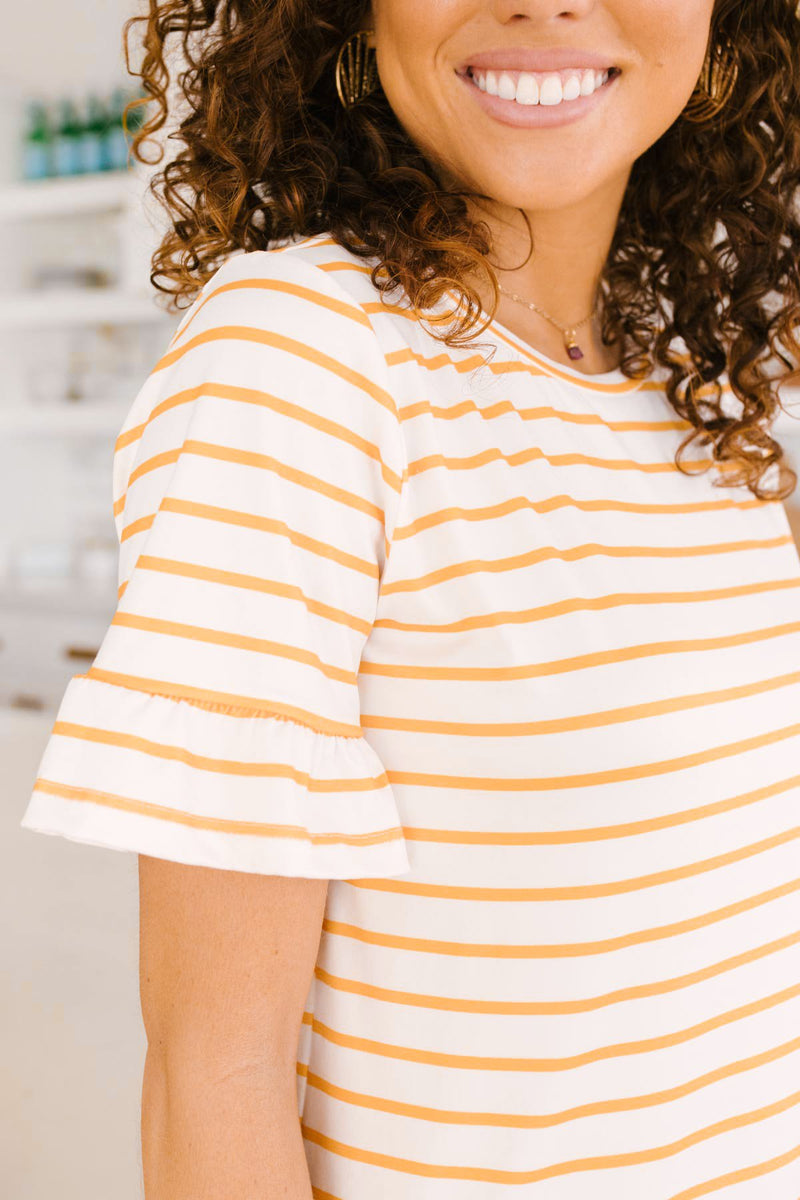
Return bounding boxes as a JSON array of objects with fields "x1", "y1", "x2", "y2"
[{"x1": 455, "y1": 69, "x2": 619, "y2": 129}]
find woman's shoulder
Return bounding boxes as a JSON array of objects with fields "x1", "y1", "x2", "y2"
[
  {"x1": 111, "y1": 231, "x2": 409, "y2": 571},
  {"x1": 167, "y1": 233, "x2": 383, "y2": 348}
]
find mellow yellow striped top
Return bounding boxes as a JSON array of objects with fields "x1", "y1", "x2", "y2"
[{"x1": 20, "y1": 233, "x2": 800, "y2": 1197}]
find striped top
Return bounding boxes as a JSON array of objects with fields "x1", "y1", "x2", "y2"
[{"x1": 20, "y1": 232, "x2": 800, "y2": 1197}]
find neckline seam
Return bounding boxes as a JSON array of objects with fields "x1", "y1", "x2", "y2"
[
  {"x1": 443, "y1": 287, "x2": 647, "y2": 394},
  {"x1": 488, "y1": 316, "x2": 638, "y2": 387}
]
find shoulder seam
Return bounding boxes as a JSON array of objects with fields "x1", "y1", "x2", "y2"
[
  {"x1": 277, "y1": 249, "x2": 411, "y2": 569},
  {"x1": 270, "y1": 241, "x2": 380, "y2": 329},
  {"x1": 165, "y1": 245, "x2": 378, "y2": 355}
]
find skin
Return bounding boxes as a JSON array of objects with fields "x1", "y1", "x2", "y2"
[{"x1": 367, "y1": 0, "x2": 716, "y2": 375}]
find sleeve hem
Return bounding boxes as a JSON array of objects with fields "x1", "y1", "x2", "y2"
[
  {"x1": 19, "y1": 674, "x2": 412, "y2": 880},
  {"x1": 20, "y1": 790, "x2": 412, "y2": 880}
]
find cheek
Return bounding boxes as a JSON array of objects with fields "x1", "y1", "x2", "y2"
[
  {"x1": 635, "y1": 0, "x2": 712, "y2": 80},
  {"x1": 375, "y1": 60, "x2": 438, "y2": 151},
  {"x1": 371, "y1": 0, "x2": 471, "y2": 139},
  {"x1": 373, "y1": 0, "x2": 457, "y2": 71},
  {"x1": 615, "y1": 3, "x2": 713, "y2": 135},
  {"x1": 374, "y1": 54, "x2": 453, "y2": 157}
]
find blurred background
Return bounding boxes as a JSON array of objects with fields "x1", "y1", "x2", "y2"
[
  {"x1": 1, "y1": 2, "x2": 181, "y2": 1197},
  {"x1": 2, "y1": 5, "x2": 800, "y2": 1199}
]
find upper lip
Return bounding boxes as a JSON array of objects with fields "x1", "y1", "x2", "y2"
[{"x1": 457, "y1": 47, "x2": 617, "y2": 74}]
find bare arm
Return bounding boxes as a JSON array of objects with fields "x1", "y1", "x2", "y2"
[{"x1": 137, "y1": 855, "x2": 328, "y2": 1199}]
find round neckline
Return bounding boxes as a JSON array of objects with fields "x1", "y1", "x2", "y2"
[
  {"x1": 441, "y1": 286, "x2": 647, "y2": 393},
  {"x1": 487, "y1": 312, "x2": 629, "y2": 382}
]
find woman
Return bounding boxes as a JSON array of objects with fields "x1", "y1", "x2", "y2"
[{"x1": 20, "y1": 0, "x2": 800, "y2": 1195}]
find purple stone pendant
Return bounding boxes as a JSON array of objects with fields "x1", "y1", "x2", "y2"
[{"x1": 565, "y1": 333, "x2": 584, "y2": 361}]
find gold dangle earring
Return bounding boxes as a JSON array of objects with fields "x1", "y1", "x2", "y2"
[
  {"x1": 335, "y1": 29, "x2": 379, "y2": 109},
  {"x1": 682, "y1": 34, "x2": 739, "y2": 123}
]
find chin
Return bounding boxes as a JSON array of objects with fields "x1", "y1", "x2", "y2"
[{"x1": 468, "y1": 174, "x2": 605, "y2": 212}]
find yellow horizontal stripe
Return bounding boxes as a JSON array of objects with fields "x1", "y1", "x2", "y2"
[
  {"x1": 319, "y1": 921, "x2": 800, "y2": 1017},
  {"x1": 398, "y1": 772, "x2": 799, "y2": 846},
  {"x1": 348, "y1": 825, "x2": 800, "y2": 902},
  {"x1": 115, "y1": 420, "x2": 146, "y2": 455},
  {"x1": 50, "y1": 720, "x2": 387, "y2": 791},
  {"x1": 373, "y1": 575, "x2": 800, "y2": 634},
  {"x1": 134, "y1": 554, "x2": 373, "y2": 635},
  {"x1": 383, "y1": 340, "x2": 672, "y2": 398},
  {"x1": 323, "y1": 875, "x2": 800, "y2": 957},
  {"x1": 300, "y1": 1088, "x2": 800, "y2": 1183},
  {"x1": 124, "y1": 444, "x2": 177, "y2": 493},
  {"x1": 365, "y1": 666, "x2": 800, "y2": 738},
  {"x1": 299, "y1": 1032, "x2": 800, "y2": 1129},
  {"x1": 124, "y1": 437, "x2": 392, "y2": 526},
  {"x1": 394, "y1": 343, "x2": 737, "y2": 410},
  {"x1": 407, "y1": 440, "x2": 714, "y2": 479},
  {"x1": 122, "y1": 498, "x2": 379, "y2": 583},
  {"x1": 386, "y1": 342, "x2": 542, "y2": 377},
  {"x1": 318, "y1": 260, "x2": 646, "y2": 393},
  {"x1": 376, "y1": 717, "x2": 800, "y2": 790},
  {"x1": 308, "y1": 983, "x2": 800, "y2": 1072},
  {"x1": 361, "y1": 617, "x2": 800, "y2": 685},
  {"x1": 313, "y1": 926, "x2": 800, "y2": 1014},
  {"x1": 399, "y1": 392, "x2": 692, "y2": 433},
  {"x1": 668, "y1": 1139, "x2": 800, "y2": 1199},
  {"x1": 116, "y1": 379, "x2": 401, "y2": 491},
  {"x1": 380, "y1": 533, "x2": 794, "y2": 598},
  {"x1": 359, "y1": 294, "x2": 729, "y2": 403},
  {"x1": 32, "y1": 778, "x2": 403, "y2": 846},
  {"x1": 444, "y1": 280, "x2": 643, "y2": 391},
  {"x1": 108, "y1": 611, "x2": 357, "y2": 688},
  {"x1": 81, "y1": 668, "x2": 362, "y2": 737},
  {"x1": 114, "y1": 382, "x2": 216, "y2": 457},
  {"x1": 391, "y1": 486, "x2": 766, "y2": 542},
  {"x1": 165, "y1": 274, "x2": 373, "y2": 350},
  {"x1": 151, "y1": 325, "x2": 399, "y2": 421},
  {"x1": 116, "y1": 508, "x2": 147, "y2": 541},
  {"x1": 301, "y1": 255, "x2": 738, "y2": 404}
]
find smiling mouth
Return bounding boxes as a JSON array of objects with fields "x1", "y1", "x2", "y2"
[{"x1": 461, "y1": 65, "x2": 621, "y2": 107}]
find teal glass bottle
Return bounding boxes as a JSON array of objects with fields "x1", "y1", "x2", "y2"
[
  {"x1": 78, "y1": 93, "x2": 110, "y2": 174},
  {"x1": 104, "y1": 87, "x2": 131, "y2": 171},
  {"x1": 52, "y1": 97, "x2": 82, "y2": 176},
  {"x1": 22, "y1": 99, "x2": 52, "y2": 180}
]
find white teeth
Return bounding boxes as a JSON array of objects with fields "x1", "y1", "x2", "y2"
[
  {"x1": 497, "y1": 71, "x2": 517, "y2": 100},
  {"x1": 469, "y1": 66, "x2": 612, "y2": 106},
  {"x1": 539, "y1": 74, "x2": 563, "y2": 105},
  {"x1": 562, "y1": 74, "x2": 582, "y2": 101},
  {"x1": 515, "y1": 73, "x2": 539, "y2": 105}
]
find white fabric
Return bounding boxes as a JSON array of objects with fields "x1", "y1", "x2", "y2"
[{"x1": 21, "y1": 233, "x2": 800, "y2": 1197}]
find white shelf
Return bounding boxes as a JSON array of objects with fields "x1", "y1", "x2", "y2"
[
  {"x1": 0, "y1": 170, "x2": 138, "y2": 220},
  {"x1": 0, "y1": 400, "x2": 130, "y2": 436},
  {"x1": 0, "y1": 288, "x2": 174, "y2": 328}
]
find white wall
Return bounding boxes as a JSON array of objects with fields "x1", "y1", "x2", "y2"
[{"x1": 1, "y1": 0, "x2": 140, "y2": 93}]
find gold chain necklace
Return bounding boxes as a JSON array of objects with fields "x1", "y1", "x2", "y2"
[{"x1": 496, "y1": 281, "x2": 599, "y2": 361}]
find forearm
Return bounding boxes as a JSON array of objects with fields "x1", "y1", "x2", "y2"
[{"x1": 141, "y1": 1044, "x2": 312, "y2": 1199}]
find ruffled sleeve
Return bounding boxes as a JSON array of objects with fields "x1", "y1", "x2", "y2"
[{"x1": 19, "y1": 247, "x2": 411, "y2": 879}]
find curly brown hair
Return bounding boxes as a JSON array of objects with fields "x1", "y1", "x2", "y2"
[{"x1": 123, "y1": 0, "x2": 800, "y2": 502}]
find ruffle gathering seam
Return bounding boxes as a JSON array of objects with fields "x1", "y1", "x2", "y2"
[{"x1": 73, "y1": 673, "x2": 362, "y2": 737}]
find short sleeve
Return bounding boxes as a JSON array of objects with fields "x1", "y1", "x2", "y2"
[{"x1": 19, "y1": 247, "x2": 411, "y2": 879}]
